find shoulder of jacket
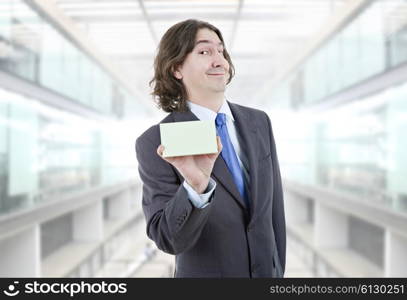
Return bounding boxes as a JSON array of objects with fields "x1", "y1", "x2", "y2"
[{"x1": 229, "y1": 101, "x2": 268, "y2": 120}]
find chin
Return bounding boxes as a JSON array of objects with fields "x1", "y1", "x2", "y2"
[
  {"x1": 212, "y1": 83, "x2": 227, "y2": 91},
  {"x1": 211, "y1": 87, "x2": 226, "y2": 93}
]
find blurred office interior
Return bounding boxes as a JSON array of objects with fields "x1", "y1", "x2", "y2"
[{"x1": 0, "y1": 0, "x2": 406, "y2": 277}]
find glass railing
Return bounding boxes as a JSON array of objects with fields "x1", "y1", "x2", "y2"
[
  {"x1": 276, "y1": 80, "x2": 407, "y2": 214},
  {"x1": 0, "y1": 0, "x2": 137, "y2": 118},
  {"x1": 0, "y1": 87, "x2": 139, "y2": 216},
  {"x1": 270, "y1": 0, "x2": 407, "y2": 108}
]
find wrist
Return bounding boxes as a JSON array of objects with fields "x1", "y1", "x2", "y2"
[{"x1": 188, "y1": 179, "x2": 209, "y2": 194}]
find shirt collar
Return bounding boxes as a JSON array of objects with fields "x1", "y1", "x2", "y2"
[{"x1": 187, "y1": 99, "x2": 235, "y2": 122}]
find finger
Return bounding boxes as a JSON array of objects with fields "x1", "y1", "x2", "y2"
[
  {"x1": 157, "y1": 145, "x2": 176, "y2": 165},
  {"x1": 156, "y1": 145, "x2": 164, "y2": 157},
  {"x1": 216, "y1": 136, "x2": 223, "y2": 153}
]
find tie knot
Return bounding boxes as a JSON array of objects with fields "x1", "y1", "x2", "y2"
[{"x1": 215, "y1": 113, "x2": 227, "y2": 127}]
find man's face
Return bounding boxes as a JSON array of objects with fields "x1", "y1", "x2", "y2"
[{"x1": 174, "y1": 28, "x2": 230, "y2": 100}]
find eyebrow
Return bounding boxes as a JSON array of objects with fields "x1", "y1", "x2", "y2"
[{"x1": 194, "y1": 40, "x2": 224, "y2": 48}]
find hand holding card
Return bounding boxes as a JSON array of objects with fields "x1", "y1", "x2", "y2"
[{"x1": 157, "y1": 120, "x2": 222, "y2": 193}]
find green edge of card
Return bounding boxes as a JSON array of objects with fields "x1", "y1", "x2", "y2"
[{"x1": 159, "y1": 120, "x2": 217, "y2": 157}]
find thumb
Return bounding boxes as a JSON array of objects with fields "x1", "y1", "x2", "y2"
[{"x1": 216, "y1": 136, "x2": 223, "y2": 154}]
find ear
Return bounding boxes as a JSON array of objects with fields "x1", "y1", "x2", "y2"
[
  {"x1": 173, "y1": 67, "x2": 183, "y2": 80},
  {"x1": 174, "y1": 71, "x2": 182, "y2": 80}
]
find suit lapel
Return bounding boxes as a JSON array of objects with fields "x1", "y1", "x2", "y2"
[
  {"x1": 228, "y1": 102, "x2": 259, "y2": 220},
  {"x1": 211, "y1": 152, "x2": 246, "y2": 210}
]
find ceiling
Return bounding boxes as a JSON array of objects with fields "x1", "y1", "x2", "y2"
[{"x1": 54, "y1": 0, "x2": 350, "y2": 110}]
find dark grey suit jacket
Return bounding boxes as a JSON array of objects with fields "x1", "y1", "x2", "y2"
[{"x1": 135, "y1": 101, "x2": 286, "y2": 278}]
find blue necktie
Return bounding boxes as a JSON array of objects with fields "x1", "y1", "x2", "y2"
[{"x1": 215, "y1": 113, "x2": 249, "y2": 209}]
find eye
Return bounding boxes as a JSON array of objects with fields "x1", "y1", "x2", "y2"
[{"x1": 199, "y1": 50, "x2": 209, "y2": 55}]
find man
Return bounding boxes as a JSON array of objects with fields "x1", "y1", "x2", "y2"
[{"x1": 135, "y1": 19, "x2": 286, "y2": 278}]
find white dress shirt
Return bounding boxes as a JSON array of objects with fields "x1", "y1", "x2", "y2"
[{"x1": 183, "y1": 99, "x2": 250, "y2": 209}]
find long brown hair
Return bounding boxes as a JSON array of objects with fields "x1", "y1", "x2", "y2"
[{"x1": 149, "y1": 19, "x2": 235, "y2": 112}]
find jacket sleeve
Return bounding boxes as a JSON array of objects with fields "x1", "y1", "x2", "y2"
[
  {"x1": 135, "y1": 132, "x2": 214, "y2": 255},
  {"x1": 264, "y1": 112, "x2": 286, "y2": 275}
]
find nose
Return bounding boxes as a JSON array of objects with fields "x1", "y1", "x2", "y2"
[{"x1": 212, "y1": 51, "x2": 228, "y2": 69}]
